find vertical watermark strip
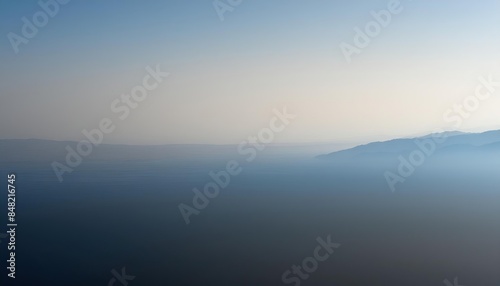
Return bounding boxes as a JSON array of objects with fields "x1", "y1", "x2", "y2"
[{"x1": 6, "y1": 173, "x2": 17, "y2": 279}]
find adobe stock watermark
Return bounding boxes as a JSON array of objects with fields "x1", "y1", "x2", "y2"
[
  {"x1": 213, "y1": 0, "x2": 243, "y2": 21},
  {"x1": 339, "y1": 0, "x2": 404, "y2": 63},
  {"x1": 178, "y1": 106, "x2": 296, "y2": 225},
  {"x1": 108, "y1": 267, "x2": 135, "y2": 286},
  {"x1": 7, "y1": 0, "x2": 71, "y2": 54},
  {"x1": 51, "y1": 65, "x2": 169, "y2": 182},
  {"x1": 282, "y1": 235, "x2": 340, "y2": 286},
  {"x1": 384, "y1": 74, "x2": 500, "y2": 192},
  {"x1": 444, "y1": 277, "x2": 464, "y2": 286}
]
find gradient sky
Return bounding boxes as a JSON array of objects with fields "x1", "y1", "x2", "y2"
[{"x1": 1, "y1": 0, "x2": 500, "y2": 144}]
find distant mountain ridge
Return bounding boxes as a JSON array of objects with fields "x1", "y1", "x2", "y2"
[
  {"x1": 0, "y1": 139, "x2": 350, "y2": 164},
  {"x1": 317, "y1": 130, "x2": 500, "y2": 161},
  {"x1": 2, "y1": 130, "x2": 500, "y2": 165},
  {"x1": 0, "y1": 139, "x2": 238, "y2": 163}
]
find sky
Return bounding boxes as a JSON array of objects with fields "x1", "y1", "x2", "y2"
[{"x1": 1, "y1": 0, "x2": 500, "y2": 145}]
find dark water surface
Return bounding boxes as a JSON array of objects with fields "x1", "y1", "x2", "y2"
[{"x1": 1, "y1": 154, "x2": 499, "y2": 286}]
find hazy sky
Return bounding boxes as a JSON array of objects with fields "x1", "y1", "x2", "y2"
[{"x1": 1, "y1": 0, "x2": 500, "y2": 144}]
